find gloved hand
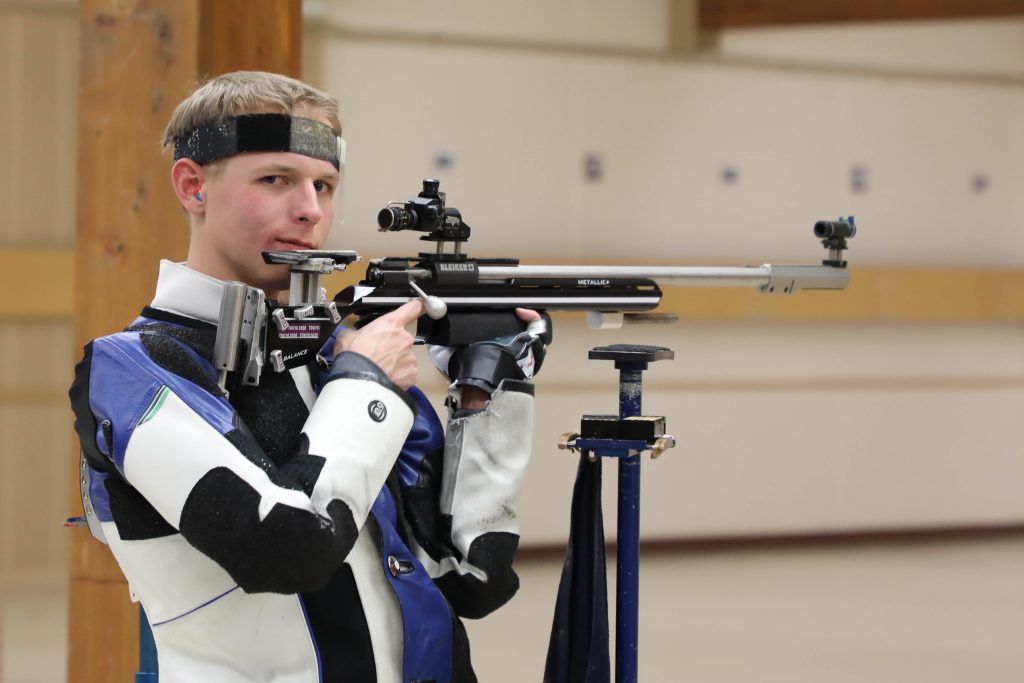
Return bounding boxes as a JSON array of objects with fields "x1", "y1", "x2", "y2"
[{"x1": 428, "y1": 313, "x2": 552, "y2": 396}]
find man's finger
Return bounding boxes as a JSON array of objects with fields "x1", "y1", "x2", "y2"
[
  {"x1": 515, "y1": 307, "x2": 542, "y2": 323},
  {"x1": 387, "y1": 299, "x2": 427, "y2": 325}
]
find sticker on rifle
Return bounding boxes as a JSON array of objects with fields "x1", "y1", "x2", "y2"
[
  {"x1": 278, "y1": 323, "x2": 321, "y2": 340},
  {"x1": 368, "y1": 400, "x2": 387, "y2": 423}
]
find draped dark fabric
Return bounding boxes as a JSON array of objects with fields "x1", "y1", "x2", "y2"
[{"x1": 543, "y1": 455, "x2": 610, "y2": 683}]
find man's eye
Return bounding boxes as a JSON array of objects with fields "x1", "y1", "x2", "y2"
[
  {"x1": 314, "y1": 180, "x2": 333, "y2": 194},
  {"x1": 261, "y1": 175, "x2": 280, "y2": 185}
]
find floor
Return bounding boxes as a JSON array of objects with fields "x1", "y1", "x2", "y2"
[{"x1": 3, "y1": 535, "x2": 1023, "y2": 682}]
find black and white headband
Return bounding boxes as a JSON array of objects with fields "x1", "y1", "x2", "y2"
[{"x1": 173, "y1": 113, "x2": 346, "y2": 169}]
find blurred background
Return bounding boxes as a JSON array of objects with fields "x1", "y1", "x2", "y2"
[{"x1": 2, "y1": 0, "x2": 1024, "y2": 681}]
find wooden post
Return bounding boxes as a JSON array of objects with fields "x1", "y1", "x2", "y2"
[{"x1": 71, "y1": 1, "x2": 301, "y2": 680}]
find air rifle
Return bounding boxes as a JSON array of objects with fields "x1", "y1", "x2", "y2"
[
  {"x1": 328, "y1": 178, "x2": 856, "y2": 346},
  {"x1": 231, "y1": 179, "x2": 854, "y2": 391}
]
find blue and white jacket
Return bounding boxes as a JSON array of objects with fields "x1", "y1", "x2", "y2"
[{"x1": 69, "y1": 261, "x2": 535, "y2": 683}]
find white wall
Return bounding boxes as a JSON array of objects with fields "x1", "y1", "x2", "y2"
[{"x1": 305, "y1": 8, "x2": 1024, "y2": 543}]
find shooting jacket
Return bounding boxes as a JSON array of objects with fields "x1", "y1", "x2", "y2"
[{"x1": 69, "y1": 261, "x2": 535, "y2": 683}]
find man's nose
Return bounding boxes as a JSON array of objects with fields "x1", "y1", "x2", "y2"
[{"x1": 293, "y1": 182, "x2": 323, "y2": 225}]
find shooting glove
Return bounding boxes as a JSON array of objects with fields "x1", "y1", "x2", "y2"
[{"x1": 429, "y1": 314, "x2": 552, "y2": 397}]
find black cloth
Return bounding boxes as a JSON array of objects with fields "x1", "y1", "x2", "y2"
[{"x1": 543, "y1": 455, "x2": 610, "y2": 683}]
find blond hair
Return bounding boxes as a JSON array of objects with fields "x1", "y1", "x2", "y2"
[{"x1": 162, "y1": 71, "x2": 341, "y2": 151}]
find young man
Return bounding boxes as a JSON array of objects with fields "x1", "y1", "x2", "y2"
[{"x1": 69, "y1": 71, "x2": 547, "y2": 683}]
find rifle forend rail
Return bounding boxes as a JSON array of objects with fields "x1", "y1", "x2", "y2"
[{"x1": 471, "y1": 263, "x2": 849, "y2": 293}]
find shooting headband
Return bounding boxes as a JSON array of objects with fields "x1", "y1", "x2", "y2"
[{"x1": 173, "y1": 113, "x2": 346, "y2": 169}]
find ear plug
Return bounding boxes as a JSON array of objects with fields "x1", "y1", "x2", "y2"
[{"x1": 195, "y1": 190, "x2": 203, "y2": 201}]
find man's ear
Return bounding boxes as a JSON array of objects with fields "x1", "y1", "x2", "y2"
[{"x1": 171, "y1": 158, "x2": 206, "y2": 215}]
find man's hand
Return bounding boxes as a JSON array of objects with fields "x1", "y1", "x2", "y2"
[
  {"x1": 334, "y1": 300, "x2": 425, "y2": 390},
  {"x1": 461, "y1": 308, "x2": 542, "y2": 409}
]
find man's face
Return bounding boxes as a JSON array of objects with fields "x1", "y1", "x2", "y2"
[{"x1": 186, "y1": 112, "x2": 340, "y2": 295}]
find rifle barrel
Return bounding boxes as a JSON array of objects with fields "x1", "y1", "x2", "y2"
[{"x1": 477, "y1": 265, "x2": 772, "y2": 288}]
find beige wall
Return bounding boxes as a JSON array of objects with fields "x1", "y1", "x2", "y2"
[{"x1": 2, "y1": 1, "x2": 1024, "y2": 586}]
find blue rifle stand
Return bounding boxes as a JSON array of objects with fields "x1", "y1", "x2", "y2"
[
  {"x1": 551, "y1": 344, "x2": 675, "y2": 683},
  {"x1": 136, "y1": 606, "x2": 158, "y2": 681}
]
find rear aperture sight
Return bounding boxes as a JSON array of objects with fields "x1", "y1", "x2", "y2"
[
  {"x1": 378, "y1": 205, "x2": 429, "y2": 231},
  {"x1": 376, "y1": 178, "x2": 470, "y2": 244}
]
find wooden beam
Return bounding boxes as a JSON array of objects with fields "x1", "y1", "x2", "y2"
[
  {"x1": 71, "y1": 2, "x2": 302, "y2": 682},
  {"x1": 0, "y1": 249, "x2": 73, "y2": 319},
  {"x1": 699, "y1": 0, "x2": 1024, "y2": 28}
]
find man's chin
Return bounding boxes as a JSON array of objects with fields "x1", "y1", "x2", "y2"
[{"x1": 249, "y1": 264, "x2": 291, "y2": 297}]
